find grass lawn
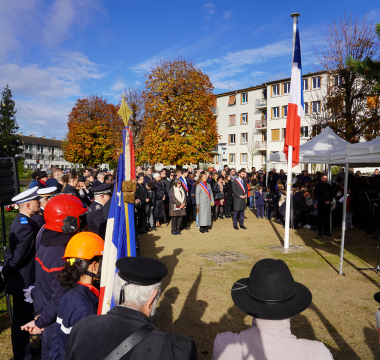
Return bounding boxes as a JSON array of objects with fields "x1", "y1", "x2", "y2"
[{"x1": 1, "y1": 209, "x2": 379, "y2": 359}]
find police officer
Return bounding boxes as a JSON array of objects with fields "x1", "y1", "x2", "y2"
[
  {"x1": 65, "y1": 257, "x2": 197, "y2": 360},
  {"x1": 33, "y1": 187, "x2": 58, "y2": 229},
  {"x1": 1, "y1": 187, "x2": 40, "y2": 360},
  {"x1": 87, "y1": 183, "x2": 112, "y2": 239}
]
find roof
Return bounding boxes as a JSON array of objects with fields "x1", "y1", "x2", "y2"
[
  {"x1": 265, "y1": 70, "x2": 325, "y2": 86},
  {"x1": 20, "y1": 135, "x2": 63, "y2": 147}
]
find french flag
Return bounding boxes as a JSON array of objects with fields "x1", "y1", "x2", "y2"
[{"x1": 284, "y1": 21, "x2": 304, "y2": 167}]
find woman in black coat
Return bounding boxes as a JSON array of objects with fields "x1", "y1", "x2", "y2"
[
  {"x1": 153, "y1": 174, "x2": 166, "y2": 228},
  {"x1": 224, "y1": 174, "x2": 233, "y2": 218}
]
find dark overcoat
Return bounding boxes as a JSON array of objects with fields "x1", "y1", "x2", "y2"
[
  {"x1": 153, "y1": 181, "x2": 166, "y2": 219},
  {"x1": 65, "y1": 306, "x2": 197, "y2": 360},
  {"x1": 87, "y1": 201, "x2": 105, "y2": 238},
  {"x1": 232, "y1": 178, "x2": 248, "y2": 212}
]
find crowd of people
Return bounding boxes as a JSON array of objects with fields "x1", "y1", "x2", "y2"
[{"x1": 1, "y1": 163, "x2": 380, "y2": 360}]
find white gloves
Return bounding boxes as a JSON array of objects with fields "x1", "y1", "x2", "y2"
[{"x1": 23, "y1": 286, "x2": 34, "y2": 303}]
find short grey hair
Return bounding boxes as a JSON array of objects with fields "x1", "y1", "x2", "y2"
[
  {"x1": 112, "y1": 273, "x2": 161, "y2": 308},
  {"x1": 376, "y1": 310, "x2": 380, "y2": 329}
]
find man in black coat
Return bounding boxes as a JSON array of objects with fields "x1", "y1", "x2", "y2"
[
  {"x1": 135, "y1": 174, "x2": 149, "y2": 234},
  {"x1": 65, "y1": 257, "x2": 197, "y2": 360},
  {"x1": 232, "y1": 169, "x2": 248, "y2": 230},
  {"x1": 1, "y1": 188, "x2": 40, "y2": 360},
  {"x1": 314, "y1": 174, "x2": 334, "y2": 237},
  {"x1": 292, "y1": 189, "x2": 314, "y2": 229},
  {"x1": 87, "y1": 183, "x2": 112, "y2": 239}
]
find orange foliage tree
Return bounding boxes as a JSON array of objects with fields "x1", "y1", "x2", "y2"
[
  {"x1": 137, "y1": 58, "x2": 219, "y2": 166},
  {"x1": 63, "y1": 96, "x2": 124, "y2": 167}
]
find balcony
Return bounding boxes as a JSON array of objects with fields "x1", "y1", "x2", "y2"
[
  {"x1": 255, "y1": 141, "x2": 267, "y2": 150},
  {"x1": 255, "y1": 98, "x2": 267, "y2": 108},
  {"x1": 211, "y1": 107, "x2": 219, "y2": 116},
  {"x1": 255, "y1": 120, "x2": 267, "y2": 129},
  {"x1": 211, "y1": 146, "x2": 218, "y2": 153}
]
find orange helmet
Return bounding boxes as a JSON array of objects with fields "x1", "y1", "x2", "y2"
[{"x1": 63, "y1": 232, "x2": 104, "y2": 260}]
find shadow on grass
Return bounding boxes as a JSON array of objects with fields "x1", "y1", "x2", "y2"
[
  {"x1": 268, "y1": 220, "x2": 284, "y2": 245},
  {"x1": 311, "y1": 247, "x2": 339, "y2": 274}
]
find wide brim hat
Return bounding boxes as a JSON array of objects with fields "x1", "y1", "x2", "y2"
[{"x1": 231, "y1": 258, "x2": 312, "y2": 320}]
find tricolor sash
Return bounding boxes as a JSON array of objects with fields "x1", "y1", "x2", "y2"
[
  {"x1": 236, "y1": 178, "x2": 246, "y2": 194},
  {"x1": 180, "y1": 177, "x2": 189, "y2": 192},
  {"x1": 199, "y1": 182, "x2": 211, "y2": 200}
]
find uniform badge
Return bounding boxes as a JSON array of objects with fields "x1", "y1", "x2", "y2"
[
  {"x1": 20, "y1": 217, "x2": 28, "y2": 225},
  {"x1": 95, "y1": 204, "x2": 102, "y2": 210}
]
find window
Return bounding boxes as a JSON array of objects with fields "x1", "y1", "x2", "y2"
[
  {"x1": 241, "y1": 133, "x2": 248, "y2": 144},
  {"x1": 229, "y1": 153, "x2": 235, "y2": 163},
  {"x1": 304, "y1": 102, "x2": 309, "y2": 114},
  {"x1": 229, "y1": 134, "x2": 236, "y2": 145},
  {"x1": 303, "y1": 79, "x2": 308, "y2": 91},
  {"x1": 283, "y1": 82, "x2": 290, "y2": 94},
  {"x1": 262, "y1": 131, "x2": 267, "y2": 141},
  {"x1": 334, "y1": 76, "x2": 342, "y2": 86},
  {"x1": 241, "y1": 93, "x2": 248, "y2": 104},
  {"x1": 312, "y1": 125, "x2": 321, "y2": 137},
  {"x1": 367, "y1": 95, "x2": 379, "y2": 109},
  {"x1": 215, "y1": 154, "x2": 221, "y2": 164},
  {"x1": 272, "y1": 84, "x2": 279, "y2": 96},
  {"x1": 272, "y1": 107, "x2": 279, "y2": 118},
  {"x1": 283, "y1": 105, "x2": 288, "y2": 117},
  {"x1": 282, "y1": 128, "x2": 286, "y2": 140},
  {"x1": 271, "y1": 129, "x2": 280, "y2": 141},
  {"x1": 51, "y1": 147, "x2": 55, "y2": 154},
  {"x1": 262, "y1": 153, "x2": 267, "y2": 163},
  {"x1": 241, "y1": 113, "x2": 248, "y2": 124},
  {"x1": 312, "y1": 101, "x2": 321, "y2": 113},
  {"x1": 262, "y1": 110, "x2": 267, "y2": 120},
  {"x1": 228, "y1": 95, "x2": 236, "y2": 106},
  {"x1": 312, "y1": 77, "x2": 321, "y2": 89},
  {"x1": 229, "y1": 114, "x2": 236, "y2": 126},
  {"x1": 300, "y1": 126, "x2": 308, "y2": 138},
  {"x1": 241, "y1": 153, "x2": 248, "y2": 164}
]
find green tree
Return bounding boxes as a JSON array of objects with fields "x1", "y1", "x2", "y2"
[
  {"x1": 347, "y1": 23, "x2": 380, "y2": 95},
  {"x1": 0, "y1": 85, "x2": 23, "y2": 157}
]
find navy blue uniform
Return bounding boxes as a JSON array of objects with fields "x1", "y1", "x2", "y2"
[
  {"x1": 3, "y1": 213, "x2": 38, "y2": 360},
  {"x1": 33, "y1": 208, "x2": 45, "y2": 230},
  {"x1": 33, "y1": 228, "x2": 71, "y2": 360},
  {"x1": 51, "y1": 283, "x2": 98, "y2": 360},
  {"x1": 86, "y1": 201, "x2": 104, "y2": 238}
]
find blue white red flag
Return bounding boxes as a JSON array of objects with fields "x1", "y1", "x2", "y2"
[
  {"x1": 98, "y1": 127, "x2": 136, "y2": 314},
  {"x1": 284, "y1": 22, "x2": 304, "y2": 167}
]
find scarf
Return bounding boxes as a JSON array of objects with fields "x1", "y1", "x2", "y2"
[
  {"x1": 173, "y1": 186, "x2": 185, "y2": 204},
  {"x1": 39, "y1": 179, "x2": 46, "y2": 186}
]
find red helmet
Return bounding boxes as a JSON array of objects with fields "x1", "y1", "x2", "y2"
[{"x1": 44, "y1": 194, "x2": 88, "y2": 234}]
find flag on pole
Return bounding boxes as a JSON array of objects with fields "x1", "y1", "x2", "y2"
[
  {"x1": 284, "y1": 22, "x2": 304, "y2": 167},
  {"x1": 98, "y1": 96, "x2": 136, "y2": 315}
]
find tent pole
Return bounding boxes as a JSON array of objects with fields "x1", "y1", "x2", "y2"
[
  {"x1": 284, "y1": 146, "x2": 293, "y2": 249},
  {"x1": 339, "y1": 162, "x2": 349, "y2": 276},
  {"x1": 328, "y1": 162, "x2": 332, "y2": 234}
]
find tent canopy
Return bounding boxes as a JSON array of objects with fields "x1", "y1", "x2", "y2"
[
  {"x1": 346, "y1": 136, "x2": 380, "y2": 164},
  {"x1": 269, "y1": 126, "x2": 349, "y2": 164}
]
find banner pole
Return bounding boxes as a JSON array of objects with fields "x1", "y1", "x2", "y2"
[{"x1": 284, "y1": 146, "x2": 293, "y2": 248}]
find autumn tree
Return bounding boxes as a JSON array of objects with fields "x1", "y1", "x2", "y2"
[
  {"x1": 137, "y1": 58, "x2": 219, "y2": 166},
  {"x1": 0, "y1": 85, "x2": 23, "y2": 157},
  {"x1": 63, "y1": 95, "x2": 124, "y2": 167},
  {"x1": 308, "y1": 14, "x2": 380, "y2": 142},
  {"x1": 122, "y1": 87, "x2": 144, "y2": 146}
]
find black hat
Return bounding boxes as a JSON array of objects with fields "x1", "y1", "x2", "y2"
[
  {"x1": 116, "y1": 257, "x2": 168, "y2": 286},
  {"x1": 36, "y1": 171, "x2": 47, "y2": 179},
  {"x1": 78, "y1": 175, "x2": 86, "y2": 182},
  {"x1": 231, "y1": 258, "x2": 312, "y2": 320},
  {"x1": 92, "y1": 183, "x2": 113, "y2": 195},
  {"x1": 374, "y1": 292, "x2": 380, "y2": 303}
]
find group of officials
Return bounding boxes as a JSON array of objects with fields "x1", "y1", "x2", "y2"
[{"x1": 0, "y1": 167, "x2": 337, "y2": 360}]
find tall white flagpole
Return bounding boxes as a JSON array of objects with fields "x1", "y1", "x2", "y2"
[{"x1": 284, "y1": 12, "x2": 300, "y2": 249}]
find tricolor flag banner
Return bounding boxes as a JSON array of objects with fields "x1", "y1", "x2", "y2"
[
  {"x1": 98, "y1": 123, "x2": 136, "y2": 314},
  {"x1": 284, "y1": 21, "x2": 304, "y2": 167}
]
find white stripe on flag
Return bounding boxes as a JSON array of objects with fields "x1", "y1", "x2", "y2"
[{"x1": 288, "y1": 62, "x2": 304, "y2": 119}]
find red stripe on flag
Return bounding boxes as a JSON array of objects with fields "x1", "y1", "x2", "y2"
[
  {"x1": 284, "y1": 103, "x2": 301, "y2": 167},
  {"x1": 97, "y1": 286, "x2": 105, "y2": 315},
  {"x1": 129, "y1": 130, "x2": 136, "y2": 180}
]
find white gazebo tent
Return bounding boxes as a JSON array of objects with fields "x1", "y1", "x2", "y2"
[
  {"x1": 269, "y1": 126, "x2": 348, "y2": 165},
  {"x1": 339, "y1": 136, "x2": 380, "y2": 275}
]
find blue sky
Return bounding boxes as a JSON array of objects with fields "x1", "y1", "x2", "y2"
[{"x1": 0, "y1": 0, "x2": 379, "y2": 139}]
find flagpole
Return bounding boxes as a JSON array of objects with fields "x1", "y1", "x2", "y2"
[{"x1": 284, "y1": 12, "x2": 300, "y2": 249}]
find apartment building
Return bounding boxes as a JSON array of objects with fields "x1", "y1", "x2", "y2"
[
  {"x1": 213, "y1": 71, "x2": 326, "y2": 172},
  {"x1": 18, "y1": 134, "x2": 79, "y2": 169}
]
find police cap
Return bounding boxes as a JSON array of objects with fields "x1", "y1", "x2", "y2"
[
  {"x1": 92, "y1": 183, "x2": 113, "y2": 195},
  {"x1": 116, "y1": 257, "x2": 168, "y2": 286}
]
